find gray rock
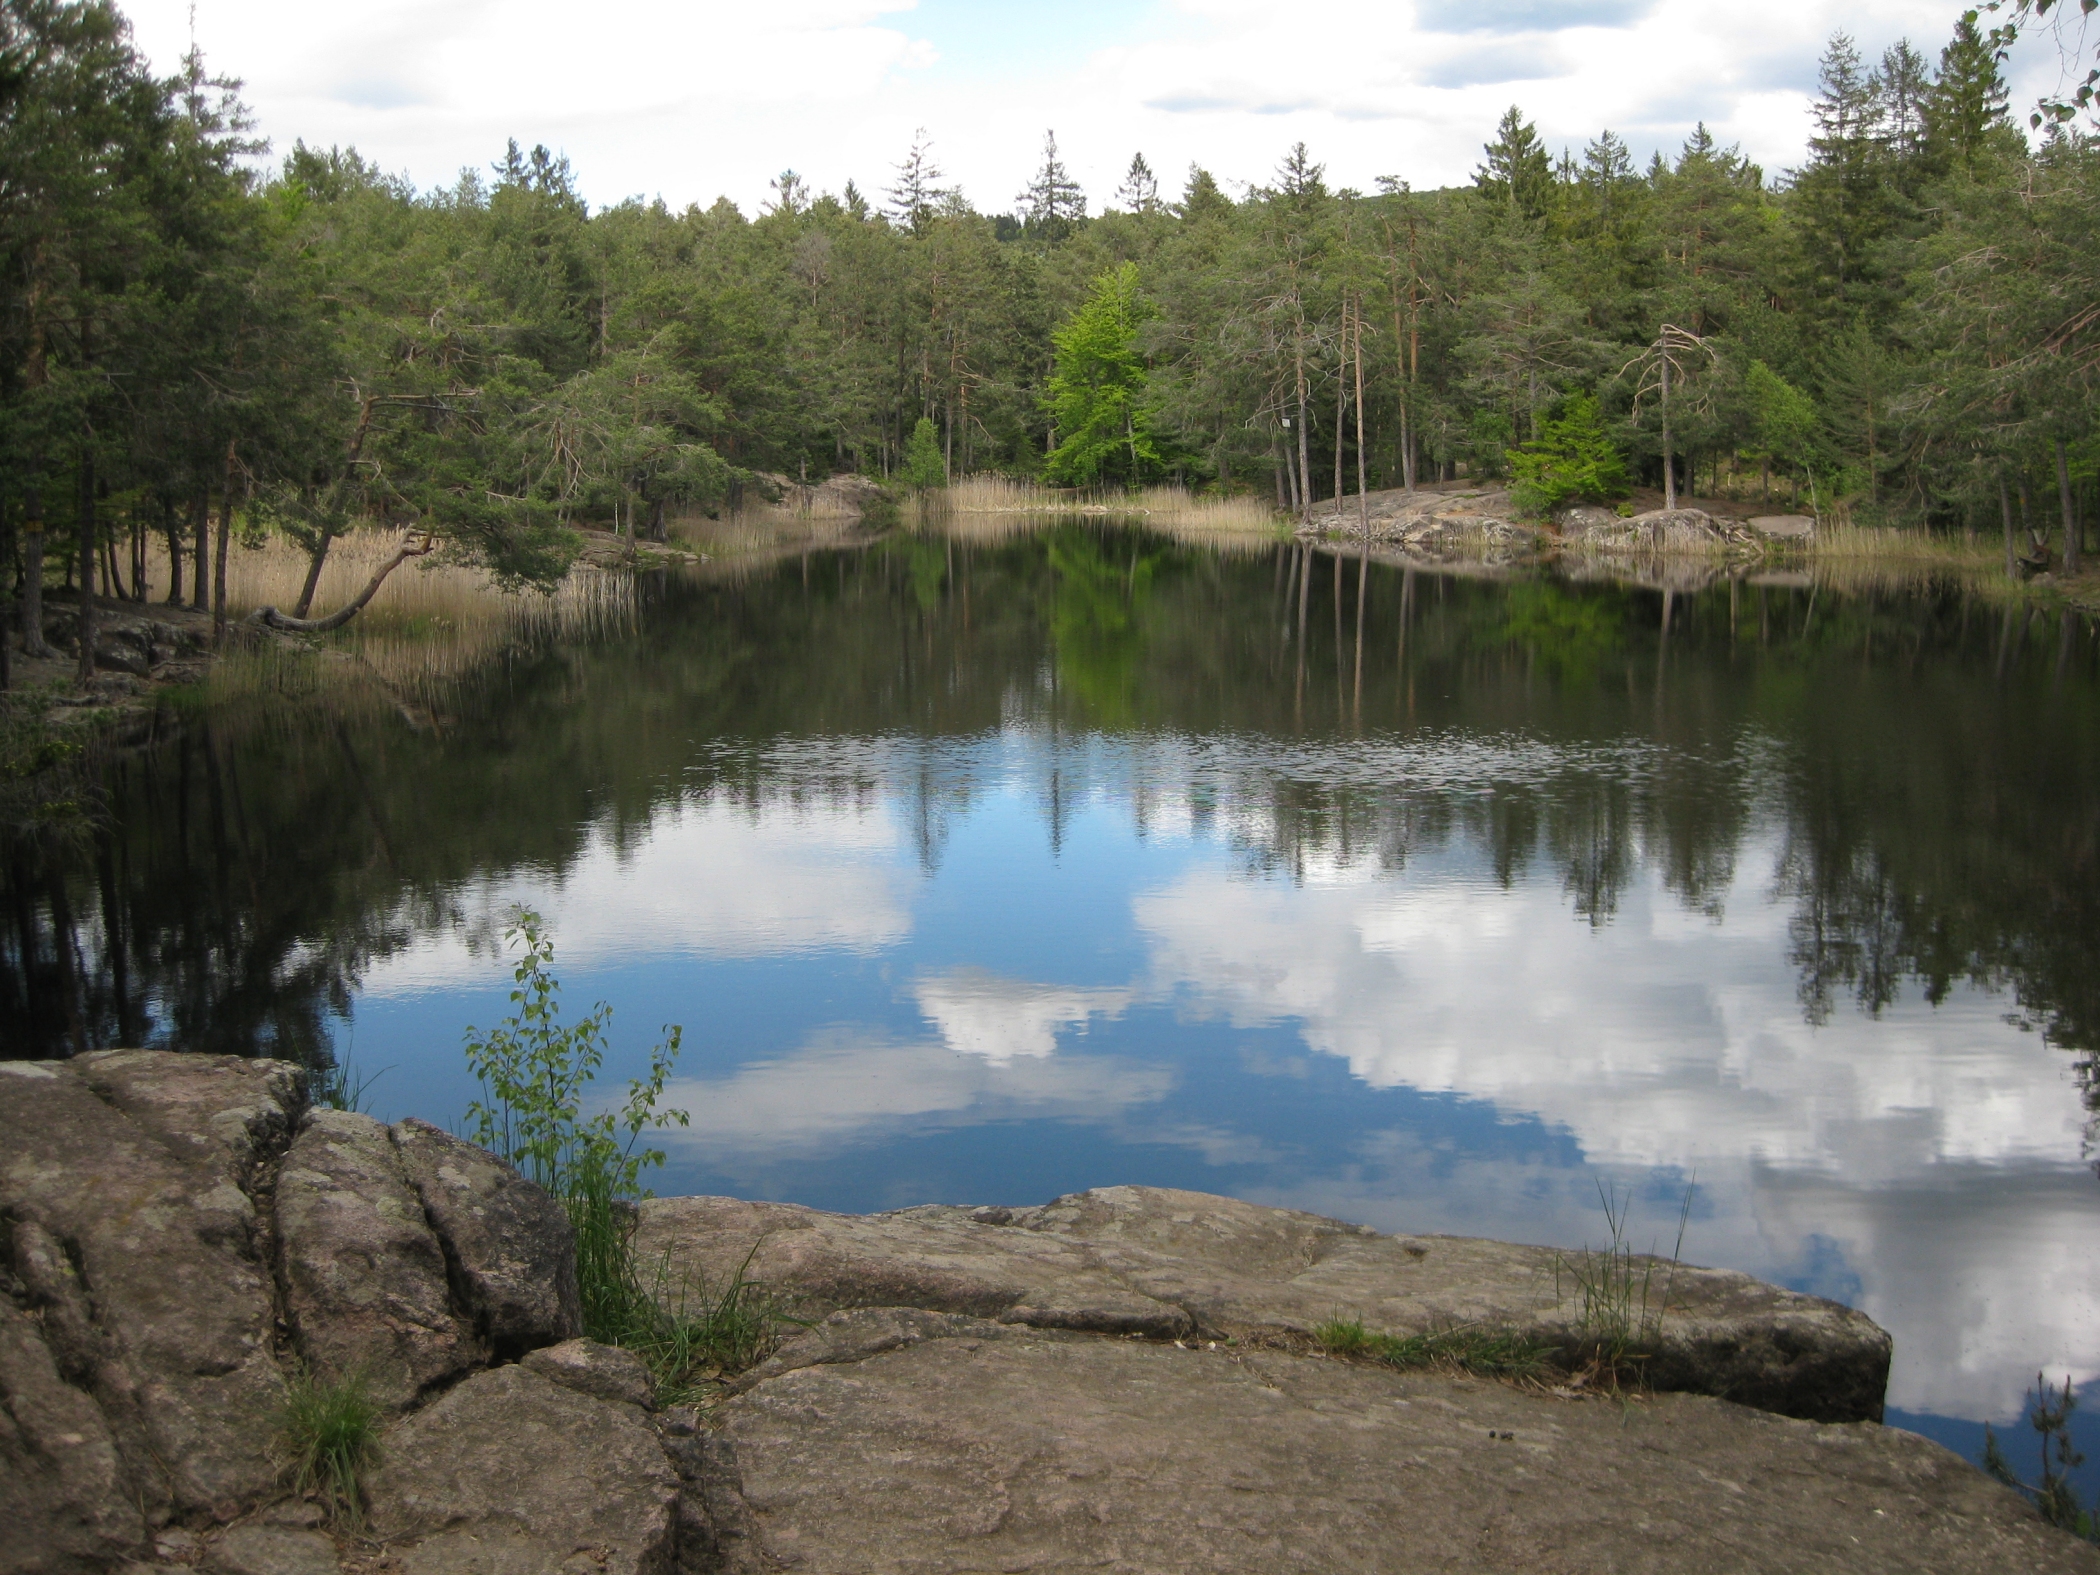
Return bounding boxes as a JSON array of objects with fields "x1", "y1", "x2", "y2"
[
  {"x1": 731, "y1": 1306, "x2": 1018, "y2": 1394},
  {"x1": 1749, "y1": 513, "x2": 1817, "y2": 538},
  {"x1": 389, "y1": 1119, "x2": 580, "y2": 1357},
  {"x1": 204, "y1": 1524, "x2": 338, "y2": 1575},
  {"x1": 1573, "y1": 507, "x2": 1761, "y2": 553},
  {"x1": 638, "y1": 1185, "x2": 1891, "y2": 1423},
  {"x1": 718, "y1": 1329, "x2": 2100, "y2": 1574},
  {"x1": 275, "y1": 1111, "x2": 480, "y2": 1410},
  {"x1": 364, "y1": 1366, "x2": 682, "y2": 1575},
  {"x1": 518, "y1": 1339, "x2": 652, "y2": 1410},
  {"x1": 1554, "y1": 503, "x2": 1622, "y2": 535},
  {"x1": 0, "y1": 1303, "x2": 146, "y2": 1574},
  {"x1": 0, "y1": 1056, "x2": 298, "y2": 1520}
]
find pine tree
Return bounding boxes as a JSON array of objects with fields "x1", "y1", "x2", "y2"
[
  {"x1": 1925, "y1": 15, "x2": 2014, "y2": 171},
  {"x1": 885, "y1": 130, "x2": 946, "y2": 236},
  {"x1": 897, "y1": 416, "x2": 947, "y2": 489},
  {"x1": 1178, "y1": 165, "x2": 1232, "y2": 223},
  {"x1": 1792, "y1": 33, "x2": 1896, "y2": 304},
  {"x1": 1880, "y1": 40, "x2": 1932, "y2": 165},
  {"x1": 1116, "y1": 153, "x2": 1160, "y2": 215},
  {"x1": 1019, "y1": 130, "x2": 1086, "y2": 239},
  {"x1": 1475, "y1": 107, "x2": 1554, "y2": 220}
]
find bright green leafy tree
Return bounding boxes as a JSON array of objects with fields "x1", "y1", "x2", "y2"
[
  {"x1": 1043, "y1": 262, "x2": 1159, "y2": 487},
  {"x1": 1507, "y1": 393, "x2": 1630, "y2": 514}
]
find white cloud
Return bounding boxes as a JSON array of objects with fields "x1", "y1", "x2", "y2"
[
  {"x1": 1131, "y1": 836, "x2": 2100, "y2": 1418},
  {"x1": 912, "y1": 967, "x2": 1134, "y2": 1063},
  {"x1": 118, "y1": 0, "x2": 2072, "y2": 215},
  {"x1": 358, "y1": 790, "x2": 911, "y2": 994},
  {"x1": 658, "y1": 1028, "x2": 1176, "y2": 1153}
]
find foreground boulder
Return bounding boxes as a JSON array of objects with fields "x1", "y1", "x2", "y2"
[
  {"x1": 0, "y1": 1054, "x2": 581, "y2": 1573},
  {"x1": 6, "y1": 1054, "x2": 2094, "y2": 1574},
  {"x1": 714, "y1": 1323, "x2": 2096, "y2": 1574},
  {"x1": 637, "y1": 1185, "x2": 1892, "y2": 1423}
]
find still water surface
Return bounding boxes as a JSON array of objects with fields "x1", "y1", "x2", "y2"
[{"x1": 5, "y1": 520, "x2": 2097, "y2": 1477}]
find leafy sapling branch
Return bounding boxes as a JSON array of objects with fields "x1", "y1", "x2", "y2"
[{"x1": 460, "y1": 908, "x2": 789, "y2": 1393}]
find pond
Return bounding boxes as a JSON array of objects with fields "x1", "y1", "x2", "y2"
[{"x1": 4, "y1": 518, "x2": 2097, "y2": 1484}]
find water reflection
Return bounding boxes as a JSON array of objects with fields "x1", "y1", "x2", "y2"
[{"x1": 3, "y1": 522, "x2": 2096, "y2": 1460}]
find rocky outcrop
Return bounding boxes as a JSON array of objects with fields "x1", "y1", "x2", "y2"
[
  {"x1": 275, "y1": 1111, "x2": 483, "y2": 1411},
  {"x1": 1568, "y1": 506, "x2": 1763, "y2": 553},
  {"x1": 637, "y1": 1185, "x2": 1891, "y2": 1424},
  {"x1": 0, "y1": 1054, "x2": 592, "y2": 1575},
  {"x1": 6, "y1": 1054, "x2": 2095, "y2": 1574},
  {"x1": 712, "y1": 1326, "x2": 2097, "y2": 1574},
  {"x1": 1749, "y1": 512, "x2": 1817, "y2": 538},
  {"x1": 1301, "y1": 488, "x2": 1544, "y2": 562},
  {"x1": 751, "y1": 471, "x2": 891, "y2": 519}
]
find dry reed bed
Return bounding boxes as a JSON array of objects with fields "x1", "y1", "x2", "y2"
[
  {"x1": 129, "y1": 532, "x2": 634, "y2": 700},
  {"x1": 935, "y1": 476, "x2": 1279, "y2": 532}
]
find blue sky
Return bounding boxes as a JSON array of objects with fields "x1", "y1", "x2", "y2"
[{"x1": 121, "y1": 0, "x2": 2076, "y2": 215}]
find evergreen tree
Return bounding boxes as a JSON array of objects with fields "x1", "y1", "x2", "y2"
[
  {"x1": 1508, "y1": 392, "x2": 1630, "y2": 513},
  {"x1": 897, "y1": 416, "x2": 946, "y2": 488},
  {"x1": 1116, "y1": 153, "x2": 1160, "y2": 215},
  {"x1": 1925, "y1": 16, "x2": 2015, "y2": 171},
  {"x1": 885, "y1": 129, "x2": 946, "y2": 236},
  {"x1": 1019, "y1": 130, "x2": 1085, "y2": 240},
  {"x1": 1791, "y1": 33, "x2": 1897, "y2": 309},
  {"x1": 1475, "y1": 107, "x2": 1554, "y2": 220}
]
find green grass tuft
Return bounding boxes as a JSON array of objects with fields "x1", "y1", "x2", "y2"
[
  {"x1": 1315, "y1": 1317, "x2": 1553, "y2": 1380},
  {"x1": 278, "y1": 1367, "x2": 379, "y2": 1526}
]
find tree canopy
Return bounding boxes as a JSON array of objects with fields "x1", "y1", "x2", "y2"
[{"x1": 3, "y1": 3, "x2": 2098, "y2": 669}]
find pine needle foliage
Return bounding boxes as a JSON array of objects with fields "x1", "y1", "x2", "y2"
[{"x1": 1507, "y1": 393, "x2": 1630, "y2": 514}]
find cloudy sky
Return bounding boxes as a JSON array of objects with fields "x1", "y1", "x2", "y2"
[{"x1": 119, "y1": 0, "x2": 2073, "y2": 217}]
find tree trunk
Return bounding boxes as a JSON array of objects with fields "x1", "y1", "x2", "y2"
[
  {"x1": 253, "y1": 535, "x2": 435, "y2": 633},
  {"x1": 1660, "y1": 354, "x2": 1675, "y2": 511},
  {"x1": 1333, "y1": 319, "x2": 1346, "y2": 515},
  {"x1": 190, "y1": 490, "x2": 208, "y2": 610},
  {"x1": 2056, "y1": 436, "x2": 2080, "y2": 575},
  {"x1": 77, "y1": 449, "x2": 97, "y2": 687},
  {"x1": 1295, "y1": 340, "x2": 1312, "y2": 522},
  {"x1": 1353, "y1": 301, "x2": 1370, "y2": 536},
  {"x1": 2001, "y1": 469, "x2": 2017, "y2": 580},
  {"x1": 19, "y1": 483, "x2": 52, "y2": 658},
  {"x1": 162, "y1": 497, "x2": 185, "y2": 606},
  {"x1": 213, "y1": 442, "x2": 235, "y2": 644},
  {"x1": 293, "y1": 528, "x2": 334, "y2": 619},
  {"x1": 0, "y1": 499, "x2": 12, "y2": 690}
]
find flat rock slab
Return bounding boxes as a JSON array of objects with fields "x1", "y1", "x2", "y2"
[
  {"x1": 636, "y1": 1185, "x2": 1891, "y2": 1422},
  {"x1": 1750, "y1": 513, "x2": 1817, "y2": 538},
  {"x1": 718, "y1": 1327, "x2": 2099, "y2": 1575},
  {"x1": 365, "y1": 1366, "x2": 681, "y2": 1575}
]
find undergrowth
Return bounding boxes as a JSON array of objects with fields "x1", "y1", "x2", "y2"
[
  {"x1": 278, "y1": 1367, "x2": 379, "y2": 1526},
  {"x1": 1315, "y1": 1318, "x2": 1552, "y2": 1380},
  {"x1": 462, "y1": 908, "x2": 791, "y2": 1398},
  {"x1": 1986, "y1": 1373, "x2": 2100, "y2": 1542},
  {"x1": 1554, "y1": 1179, "x2": 1693, "y2": 1382}
]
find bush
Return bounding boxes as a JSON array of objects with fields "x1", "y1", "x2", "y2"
[
  {"x1": 896, "y1": 417, "x2": 947, "y2": 491},
  {"x1": 462, "y1": 909, "x2": 792, "y2": 1398},
  {"x1": 1507, "y1": 393, "x2": 1631, "y2": 515},
  {"x1": 463, "y1": 907, "x2": 687, "y2": 1341}
]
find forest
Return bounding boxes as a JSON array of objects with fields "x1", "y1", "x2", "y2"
[{"x1": 2, "y1": 0, "x2": 2098, "y2": 689}]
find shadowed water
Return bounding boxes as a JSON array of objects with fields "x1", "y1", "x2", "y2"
[{"x1": 4, "y1": 521, "x2": 2096, "y2": 1484}]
